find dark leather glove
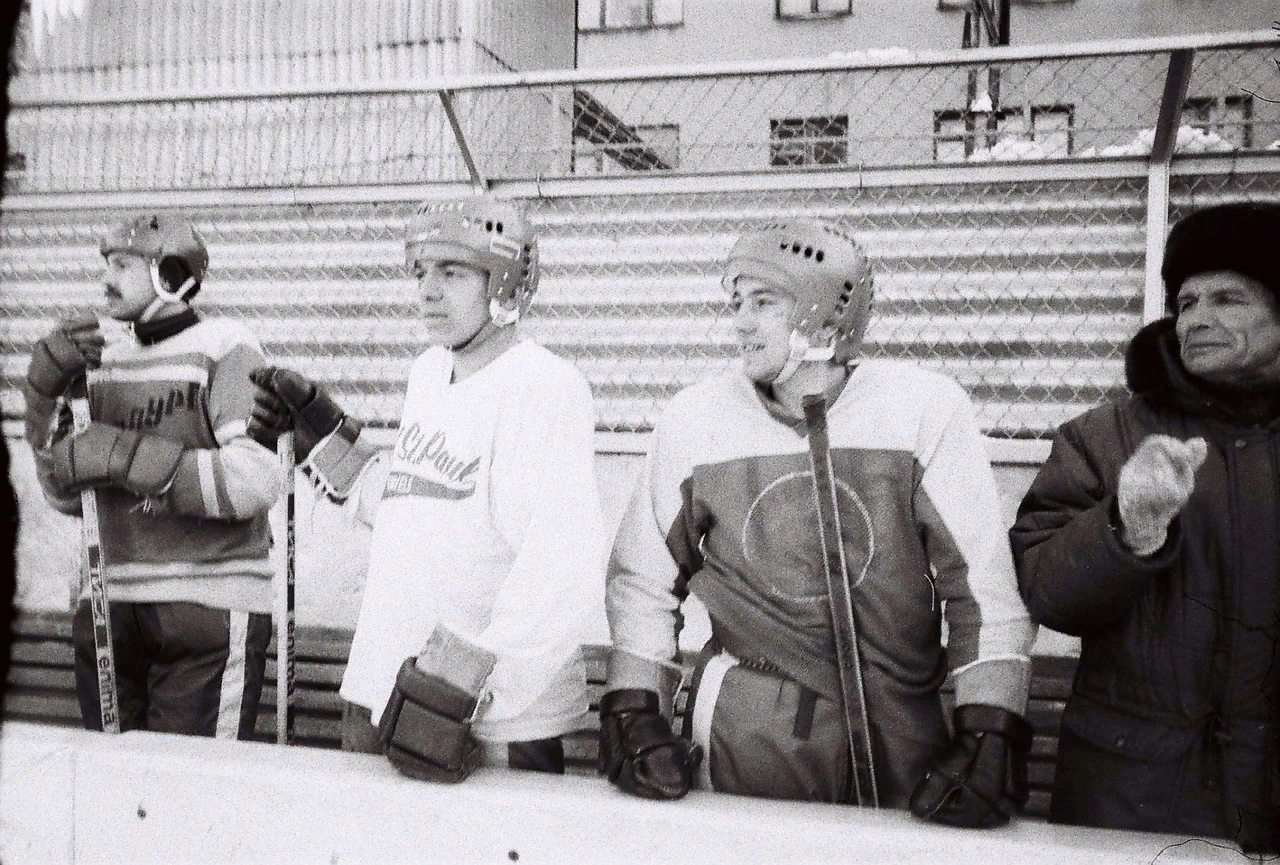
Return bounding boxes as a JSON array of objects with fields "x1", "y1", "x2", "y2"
[
  {"x1": 51, "y1": 422, "x2": 184, "y2": 498},
  {"x1": 599, "y1": 689, "x2": 702, "y2": 800},
  {"x1": 248, "y1": 366, "x2": 345, "y2": 458},
  {"x1": 26, "y1": 316, "x2": 105, "y2": 398},
  {"x1": 909, "y1": 704, "x2": 1033, "y2": 829}
]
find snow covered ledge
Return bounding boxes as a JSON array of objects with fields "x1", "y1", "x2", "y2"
[{"x1": 0, "y1": 722, "x2": 1244, "y2": 865}]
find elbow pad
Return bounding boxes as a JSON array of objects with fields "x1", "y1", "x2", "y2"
[{"x1": 303, "y1": 419, "x2": 378, "y2": 503}]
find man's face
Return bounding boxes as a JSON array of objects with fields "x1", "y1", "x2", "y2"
[
  {"x1": 1175, "y1": 270, "x2": 1280, "y2": 386},
  {"x1": 411, "y1": 255, "x2": 490, "y2": 347},
  {"x1": 103, "y1": 251, "x2": 155, "y2": 321},
  {"x1": 729, "y1": 275, "x2": 797, "y2": 383}
]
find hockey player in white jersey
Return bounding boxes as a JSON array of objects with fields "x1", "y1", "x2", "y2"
[
  {"x1": 600, "y1": 219, "x2": 1036, "y2": 827},
  {"x1": 248, "y1": 195, "x2": 605, "y2": 780}
]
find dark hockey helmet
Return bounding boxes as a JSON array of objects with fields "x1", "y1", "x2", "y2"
[{"x1": 405, "y1": 196, "x2": 540, "y2": 326}]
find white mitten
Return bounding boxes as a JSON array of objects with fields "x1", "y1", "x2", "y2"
[{"x1": 1116, "y1": 435, "x2": 1207, "y2": 556}]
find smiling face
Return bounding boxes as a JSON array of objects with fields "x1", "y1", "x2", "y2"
[
  {"x1": 411, "y1": 254, "x2": 491, "y2": 348},
  {"x1": 729, "y1": 275, "x2": 798, "y2": 384},
  {"x1": 1175, "y1": 270, "x2": 1280, "y2": 387},
  {"x1": 103, "y1": 251, "x2": 156, "y2": 321}
]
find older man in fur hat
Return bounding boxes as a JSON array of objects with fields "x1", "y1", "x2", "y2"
[{"x1": 1010, "y1": 202, "x2": 1280, "y2": 854}]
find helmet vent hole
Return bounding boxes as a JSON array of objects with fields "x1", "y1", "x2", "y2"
[
  {"x1": 496, "y1": 222, "x2": 504, "y2": 233},
  {"x1": 485, "y1": 220, "x2": 494, "y2": 231},
  {"x1": 791, "y1": 243, "x2": 801, "y2": 254},
  {"x1": 803, "y1": 246, "x2": 813, "y2": 258},
  {"x1": 815, "y1": 250, "x2": 824, "y2": 262}
]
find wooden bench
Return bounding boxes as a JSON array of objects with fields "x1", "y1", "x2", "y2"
[{"x1": 3, "y1": 610, "x2": 1073, "y2": 819}]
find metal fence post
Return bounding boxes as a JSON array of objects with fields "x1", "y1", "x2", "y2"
[{"x1": 1143, "y1": 47, "x2": 1194, "y2": 324}]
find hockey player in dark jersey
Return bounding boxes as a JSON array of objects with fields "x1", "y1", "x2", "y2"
[
  {"x1": 25, "y1": 214, "x2": 278, "y2": 739},
  {"x1": 600, "y1": 220, "x2": 1036, "y2": 827}
]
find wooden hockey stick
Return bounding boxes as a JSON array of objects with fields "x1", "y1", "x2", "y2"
[
  {"x1": 275, "y1": 431, "x2": 296, "y2": 746},
  {"x1": 802, "y1": 393, "x2": 879, "y2": 807},
  {"x1": 68, "y1": 373, "x2": 120, "y2": 734}
]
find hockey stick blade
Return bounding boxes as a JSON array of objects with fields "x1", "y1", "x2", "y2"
[
  {"x1": 69, "y1": 374, "x2": 120, "y2": 734},
  {"x1": 802, "y1": 393, "x2": 879, "y2": 807}
]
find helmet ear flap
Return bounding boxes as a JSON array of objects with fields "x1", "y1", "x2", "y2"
[{"x1": 156, "y1": 256, "x2": 200, "y2": 302}]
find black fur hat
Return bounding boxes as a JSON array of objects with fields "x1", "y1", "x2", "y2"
[{"x1": 1161, "y1": 201, "x2": 1280, "y2": 315}]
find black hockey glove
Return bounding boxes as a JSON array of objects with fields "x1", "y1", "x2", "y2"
[
  {"x1": 378, "y1": 626, "x2": 497, "y2": 785},
  {"x1": 247, "y1": 366, "x2": 346, "y2": 458},
  {"x1": 51, "y1": 422, "x2": 184, "y2": 498},
  {"x1": 598, "y1": 689, "x2": 702, "y2": 800},
  {"x1": 909, "y1": 704, "x2": 1033, "y2": 829},
  {"x1": 26, "y1": 316, "x2": 105, "y2": 399}
]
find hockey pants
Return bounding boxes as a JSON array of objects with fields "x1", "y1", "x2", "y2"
[
  {"x1": 73, "y1": 599, "x2": 271, "y2": 739},
  {"x1": 685, "y1": 652, "x2": 853, "y2": 802}
]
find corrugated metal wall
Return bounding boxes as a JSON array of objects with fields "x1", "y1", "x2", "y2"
[{"x1": 17, "y1": 0, "x2": 486, "y2": 95}]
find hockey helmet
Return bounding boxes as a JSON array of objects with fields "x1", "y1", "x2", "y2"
[
  {"x1": 723, "y1": 219, "x2": 874, "y2": 367},
  {"x1": 405, "y1": 196, "x2": 540, "y2": 326},
  {"x1": 100, "y1": 214, "x2": 209, "y2": 304}
]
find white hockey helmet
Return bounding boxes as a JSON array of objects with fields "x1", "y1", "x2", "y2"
[
  {"x1": 723, "y1": 219, "x2": 874, "y2": 379},
  {"x1": 405, "y1": 196, "x2": 540, "y2": 326},
  {"x1": 100, "y1": 214, "x2": 210, "y2": 304}
]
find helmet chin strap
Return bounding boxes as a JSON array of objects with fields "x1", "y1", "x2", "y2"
[
  {"x1": 449, "y1": 299, "x2": 520, "y2": 353},
  {"x1": 770, "y1": 330, "x2": 834, "y2": 386},
  {"x1": 136, "y1": 261, "x2": 196, "y2": 323}
]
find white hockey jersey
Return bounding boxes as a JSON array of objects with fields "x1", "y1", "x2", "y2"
[{"x1": 339, "y1": 339, "x2": 606, "y2": 744}]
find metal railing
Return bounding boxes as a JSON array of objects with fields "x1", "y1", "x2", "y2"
[{"x1": 5, "y1": 30, "x2": 1277, "y2": 192}]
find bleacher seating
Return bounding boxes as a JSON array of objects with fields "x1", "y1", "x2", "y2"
[{"x1": 3, "y1": 610, "x2": 1075, "y2": 820}]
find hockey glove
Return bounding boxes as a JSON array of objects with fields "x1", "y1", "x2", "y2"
[
  {"x1": 26, "y1": 316, "x2": 106, "y2": 399},
  {"x1": 51, "y1": 422, "x2": 184, "y2": 499},
  {"x1": 378, "y1": 625, "x2": 497, "y2": 784},
  {"x1": 598, "y1": 689, "x2": 702, "y2": 800},
  {"x1": 247, "y1": 366, "x2": 348, "y2": 458},
  {"x1": 909, "y1": 704, "x2": 1033, "y2": 829}
]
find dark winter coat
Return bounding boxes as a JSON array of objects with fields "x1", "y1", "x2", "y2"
[{"x1": 1010, "y1": 319, "x2": 1280, "y2": 853}]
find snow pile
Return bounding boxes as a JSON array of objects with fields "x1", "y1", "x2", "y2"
[
  {"x1": 1077, "y1": 126, "x2": 1239, "y2": 158},
  {"x1": 966, "y1": 117, "x2": 1059, "y2": 162},
  {"x1": 826, "y1": 47, "x2": 918, "y2": 63}
]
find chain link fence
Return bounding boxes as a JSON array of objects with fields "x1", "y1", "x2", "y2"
[
  {"x1": 5, "y1": 40, "x2": 1279, "y2": 192},
  {"x1": 0, "y1": 176, "x2": 1148, "y2": 437}
]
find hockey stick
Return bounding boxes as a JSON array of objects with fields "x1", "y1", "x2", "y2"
[
  {"x1": 802, "y1": 393, "x2": 878, "y2": 807},
  {"x1": 68, "y1": 373, "x2": 120, "y2": 734},
  {"x1": 275, "y1": 431, "x2": 296, "y2": 746}
]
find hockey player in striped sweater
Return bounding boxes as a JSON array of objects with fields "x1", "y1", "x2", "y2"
[
  {"x1": 25, "y1": 214, "x2": 279, "y2": 739},
  {"x1": 247, "y1": 195, "x2": 605, "y2": 781},
  {"x1": 600, "y1": 220, "x2": 1037, "y2": 827}
]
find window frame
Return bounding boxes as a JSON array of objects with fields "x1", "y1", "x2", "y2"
[
  {"x1": 579, "y1": 0, "x2": 684, "y2": 31},
  {"x1": 769, "y1": 114, "x2": 849, "y2": 167},
  {"x1": 776, "y1": 0, "x2": 853, "y2": 20}
]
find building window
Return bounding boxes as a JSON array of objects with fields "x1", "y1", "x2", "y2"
[
  {"x1": 769, "y1": 115, "x2": 848, "y2": 166},
  {"x1": 1030, "y1": 104, "x2": 1074, "y2": 156},
  {"x1": 579, "y1": 0, "x2": 683, "y2": 30},
  {"x1": 777, "y1": 0, "x2": 852, "y2": 18},
  {"x1": 574, "y1": 124, "x2": 680, "y2": 175},
  {"x1": 933, "y1": 104, "x2": 1074, "y2": 160},
  {"x1": 1183, "y1": 95, "x2": 1253, "y2": 149}
]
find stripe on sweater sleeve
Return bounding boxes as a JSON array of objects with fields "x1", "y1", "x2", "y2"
[
  {"x1": 605, "y1": 399, "x2": 696, "y2": 693},
  {"x1": 916, "y1": 381, "x2": 1035, "y2": 715}
]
